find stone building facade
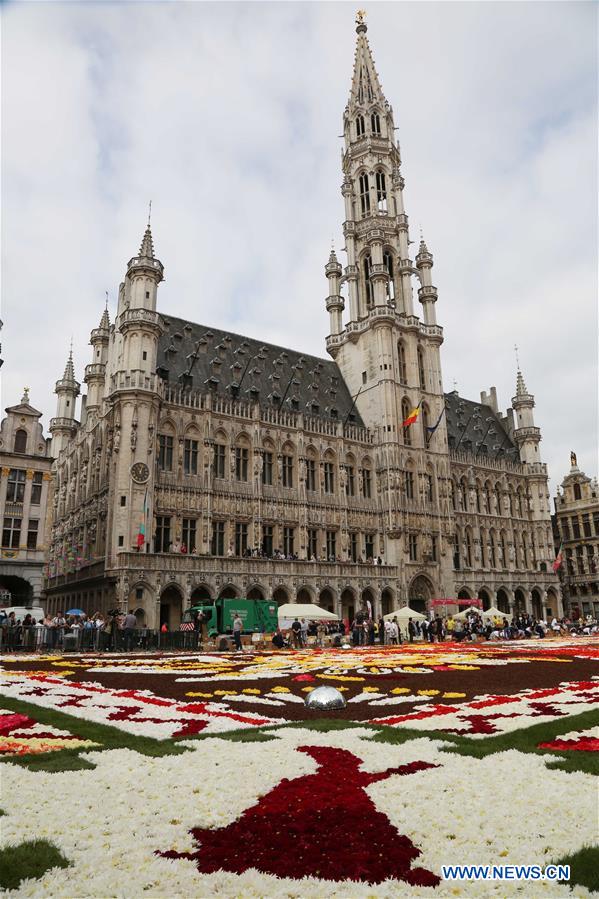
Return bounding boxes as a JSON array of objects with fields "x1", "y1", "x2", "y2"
[
  {"x1": 0, "y1": 390, "x2": 52, "y2": 604},
  {"x1": 44, "y1": 16, "x2": 561, "y2": 627},
  {"x1": 553, "y1": 454, "x2": 599, "y2": 619}
]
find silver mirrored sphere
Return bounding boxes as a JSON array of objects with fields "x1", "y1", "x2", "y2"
[{"x1": 304, "y1": 685, "x2": 347, "y2": 710}]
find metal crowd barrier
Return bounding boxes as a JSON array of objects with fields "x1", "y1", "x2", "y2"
[{"x1": 0, "y1": 625, "x2": 216, "y2": 654}]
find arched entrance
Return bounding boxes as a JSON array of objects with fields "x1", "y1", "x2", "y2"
[
  {"x1": 545, "y1": 589, "x2": 557, "y2": 618},
  {"x1": 0, "y1": 575, "x2": 34, "y2": 605},
  {"x1": 361, "y1": 587, "x2": 375, "y2": 618},
  {"x1": 297, "y1": 587, "x2": 313, "y2": 604},
  {"x1": 219, "y1": 585, "x2": 238, "y2": 600},
  {"x1": 457, "y1": 587, "x2": 471, "y2": 600},
  {"x1": 191, "y1": 585, "x2": 211, "y2": 603},
  {"x1": 341, "y1": 587, "x2": 355, "y2": 623},
  {"x1": 247, "y1": 586, "x2": 265, "y2": 600},
  {"x1": 514, "y1": 588, "x2": 526, "y2": 613},
  {"x1": 409, "y1": 575, "x2": 434, "y2": 615},
  {"x1": 272, "y1": 586, "x2": 289, "y2": 606},
  {"x1": 319, "y1": 588, "x2": 335, "y2": 613},
  {"x1": 381, "y1": 588, "x2": 393, "y2": 617},
  {"x1": 531, "y1": 588, "x2": 543, "y2": 619},
  {"x1": 134, "y1": 607, "x2": 146, "y2": 626},
  {"x1": 160, "y1": 584, "x2": 183, "y2": 630},
  {"x1": 496, "y1": 588, "x2": 510, "y2": 614},
  {"x1": 478, "y1": 588, "x2": 491, "y2": 611}
]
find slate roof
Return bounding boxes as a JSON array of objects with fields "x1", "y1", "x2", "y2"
[
  {"x1": 157, "y1": 315, "x2": 364, "y2": 426},
  {"x1": 444, "y1": 391, "x2": 519, "y2": 461}
]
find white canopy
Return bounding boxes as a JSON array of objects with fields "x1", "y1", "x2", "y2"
[
  {"x1": 383, "y1": 606, "x2": 426, "y2": 621},
  {"x1": 277, "y1": 603, "x2": 338, "y2": 626},
  {"x1": 454, "y1": 605, "x2": 507, "y2": 621}
]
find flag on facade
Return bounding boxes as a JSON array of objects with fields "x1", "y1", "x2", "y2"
[
  {"x1": 137, "y1": 488, "x2": 148, "y2": 548},
  {"x1": 402, "y1": 404, "x2": 421, "y2": 428},
  {"x1": 552, "y1": 543, "x2": 563, "y2": 573},
  {"x1": 426, "y1": 406, "x2": 446, "y2": 438}
]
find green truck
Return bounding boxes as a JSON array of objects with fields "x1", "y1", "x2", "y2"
[{"x1": 182, "y1": 597, "x2": 278, "y2": 637}]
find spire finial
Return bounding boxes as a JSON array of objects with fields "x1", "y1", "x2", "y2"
[
  {"x1": 514, "y1": 342, "x2": 520, "y2": 370},
  {"x1": 105, "y1": 290, "x2": 109, "y2": 310},
  {"x1": 147, "y1": 199, "x2": 152, "y2": 227},
  {"x1": 356, "y1": 9, "x2": 367, "y2": 33},
  {"x1": 22, "y1": 386, "x2": 30, "y2": 403}
]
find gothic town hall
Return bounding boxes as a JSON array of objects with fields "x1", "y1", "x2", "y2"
[{"x1": 45, "y1": 18, "x2": 562, "y2": 628}]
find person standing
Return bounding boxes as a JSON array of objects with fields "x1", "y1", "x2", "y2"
[
  {"x1": 291, "y1": 617, "x2": 302, "y2": 649},
  {"x1": 122, "y1": 610, "x2": 137, "y2": 652},
  {"x1": 233, "y1": 613, "x2": 243, "y2": 651},
  {"x1": 408, "y1": 617, "x2": 415, "y2": 644}
]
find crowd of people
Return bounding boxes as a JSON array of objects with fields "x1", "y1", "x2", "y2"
[
  {"x1": 163, "y1": 542, "x2": 386, "y2": 566},
  {"x1": 0, "y1": 609, "x2": 141, "y2": 652}
]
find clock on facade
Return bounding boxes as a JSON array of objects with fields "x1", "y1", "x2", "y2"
[{"x1": 130, "y1": 462, "x2": 150, "y2": 484}]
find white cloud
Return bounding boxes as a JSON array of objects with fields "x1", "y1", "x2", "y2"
[{"x1": 1, "y1": 1, "x2": 596, "y2": 495}]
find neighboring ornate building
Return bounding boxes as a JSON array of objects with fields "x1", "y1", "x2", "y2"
[
  {"x1": 0, "y1": 390, "x2": 52, "y2": 604},
  {"x1": 553, "y1": 453, "x2": 599, "y2": 619},
  {"x1": 44, "y1": 15, "x2": 561, "y2": 626}
]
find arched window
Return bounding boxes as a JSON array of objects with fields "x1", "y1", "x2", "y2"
[
  {"x1": 574, "y1": 482, "x2": 582, "y2": 500},
  {"x1": 359, "y1": 172, "x2": 370, "y2": 217},
  {"x1": 383, "y1": 251, "x2": 394, "y2": 300},
  {"x1": 495, "y1": 483, "x2": 502, "y2": 516},
  {"x1": 501, "y1": 532, "x2": 508, "y2": 568},
  {"x1": 363, "y1": 255, "x2": 373, "y2": 307},
  {"x1": 401, "y1": 398, "x2": 412, "y2": 446},
  {"x1": 14, "y1": 429, "x2": 27, "y2": 454},
  {"x1": 356, "y1": 114, "x2": 365, "y2": 137},
  {"x1": 475, "y1": 482, "x2": 481, "y2": 513},
  {"x1": 450, "y1": 480, "x2": 457, "y2": 511},
  {"x1": 422, "y1": 404, "x2": 431, "y2": 448},
  {"x1": 397, "y1": 341, "x2": 407, "y2": 383},
  {"x1": 465, "y1": 530, "x2": 473, "y2": 567},
  {"x1": 484, "y1": 482, "x2": 492, "y2": 514},
  {"x1": 376, "y1": 170, "x2": 387, "y2": 212},
  {"x1": 460, "y1": 478, "x2": 468, "y2": 510},
  {"x1": 371, "y1": 112, "x2": 381, "y2": 134},
  {"x1": 417, "y1": 347, "x2": 426, "y2": 391}
]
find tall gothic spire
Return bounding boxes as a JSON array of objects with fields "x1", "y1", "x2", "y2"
[
  {"x1": 349, "y1": 13, "x2": 387, "y2": 110},
  {"x1": 515, "y1": 369, "x2": 529, "y2": 398},
  {"x1": 63, "y1": 348, "x2": 76, "y2": 384},
  {"x1": 139, "y1": 224, "x2": 155, "y2": 259}
]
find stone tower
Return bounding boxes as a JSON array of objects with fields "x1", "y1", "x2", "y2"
[
  {"x1": 49, "y1": 349, "x2": 80, "y2": 458},
  {"x1": 325, "y1": 13, "x2": 453, "y2": 594},
  {"x1": 106, "y1": 222, "x2": 165, "y2": 568}
]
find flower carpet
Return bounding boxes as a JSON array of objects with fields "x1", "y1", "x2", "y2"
[{"x1": 0, "y1": 639, "x2": 598, "y2": 897}]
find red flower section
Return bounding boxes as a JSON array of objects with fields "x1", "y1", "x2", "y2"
[
  {"x1": 159, "y1": 745, "x2": 440, "y2": 886},
  {"x1": 538, "y1": 737, "x2": 599, "y2": 752},
  {"x1": 0, "y1": 713, "x2": 35, "y2": 734},
  {"x1": 292, "y1": 674, "x2": 316, "y2": 682}
]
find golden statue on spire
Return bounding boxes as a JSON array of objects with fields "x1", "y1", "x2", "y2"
[{"x1": 356, "y1": 9, "x2": 367, "y2": 26}]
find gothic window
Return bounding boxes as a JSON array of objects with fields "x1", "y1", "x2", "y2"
[
  {"x1": 2, "y1": 516, "x2": 21, "y2": 549},
  {"x1": 184, "y1": 439, "x2": 198, "y2": 475},
  {"x1": 466, "y1": 530, "x2": 473, "y2": 567},
  {"x1": 326, "y1": 530, "x2": 337, "y2": 560},
  {"x1": 213, "y1": 443, "x2": 226, "y2": 479},
  {"x1": 495, "y1": 484, "x2": 502, "y2": 516},
  {"x1": 361, "y1": 466, "x2": 372, "y2": 498},
  {"x1": 262, "y1": 525, "x2": 273, "y2": 556},
  {"x1": 235, "y1": 522, "x2": 248, "y2": 556},
  {"x1": 363, "y1": 255, "x2": 373, "y2": 307},
  {"x1": 417, "y1": 347, "x2": 426, "y2": 391},
  {"x1": 422, "y1": 404, "x2": 431, "y2": 448},
  {"x1": 14, "y1": 429, "x2": 27, "y2": 454},
  {"x1": 501, "y1": 532, "x2": 507, "y2": 568},
  {"x1": 383, "y1": 251, "x2": 394, "y2": 300},
  {"x1": 282, "y1": 454, "x2": 293, "y2": 488},
  {"x1": 376, "y1": 170, "x2": 387, "y2": 212},
  {"x1": 425, "y1": 472, "x2": 433, "y2": 503},
  {"x1": 345, "y1": 465, "x2": 355, "y2": 496},
  {"x1": 155, "y1": 516, "x2": 171, "y2": 553},
  {"x1": 408, "y1": 534, "x2": 417, "y2": 561},
  {"x1": 371, "y1": 111, "x2": 381, "y2": 134},
  {"x1": 475, "y1": 484, "x2": 481, "y2": 513},
  {"x1": 158, "y1": 435, "x2": 173, "y2": 471},
  {"x1": 182, "y1": 518, "x2": 197, "y2": 553},
  {"x1": 401, "y1": 398, "x2": 412, "y2": 445},
  {"x1": 359, "y1": 172, "x2": 370, "y2": 217},
  {"x1": 283, "y1": 527, "x2": 295, "y2": 557},
  {"x1": 397, "y1": 342, "x2": 407, "y2": 384},
  {"x1": 211, "y1": 521, "x2": 225, "y2": 556},
  {"x1": 453, "y1": 534, "x2": 460, "y2": 569},
  {"x1": 450, "y1": 479, "x2": 457, "y2": 511},
  {"x1": 306, "y1": 458, "x2": 316, "y2": 492},
  {"x1": 460, "y1": 478, "x2": 468, "y2": 510},
  {"x1": 323, "y1": 461, "x2": 335, "y2": 494},
  {"x1": 262, "y1": 451, "x2": 273, "y2": 486},
  {"x1": 235, "y1": 446, "x2": 249, "y2": 482},
  {"x1": 574, "y1": 482, "x2": 582, "y2": 500},
  {"x1": 517, "y1": 489, "x2": 524, "y2": 517},
  {"x1": 31, "y1": 472, "x2": 43, "y2": 505},
  {"x1": 405, "y1": 470, "x2": 414, "y2": 500},
  {"x1": 6, "y1": 469, "x2": 26, "y2": 503},
  {"x1": 365, "y1": 533, "x2": 375, "y2": 559},
  {"x1": 308, "y1": 528, "x2": 318, "y2": 559},
  {"x1": 356, "y1": 114, "x2": 365, "y2": 137},
  {"x1": 484, "y1": 483, "x2": 492, "y2": 514}
]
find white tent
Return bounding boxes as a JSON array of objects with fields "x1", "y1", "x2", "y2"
[
  {"x1": 277, "y1": 603, "x2": 338, "y2": 628},
  {"x1": 454, "y1": 605, "x2": 506, "y2": 621},
  {"x1": 383, "y1": 606, "x2": 426, "y2": 622}
]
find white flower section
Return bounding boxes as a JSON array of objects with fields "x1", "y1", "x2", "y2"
[{"x1": 1, "y1": 728, "x2": 594, "y2": 898}]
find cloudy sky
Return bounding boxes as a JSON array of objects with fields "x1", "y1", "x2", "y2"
[{"x1": 2, "y1": 1, "x2": 597, "y2": 494}]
